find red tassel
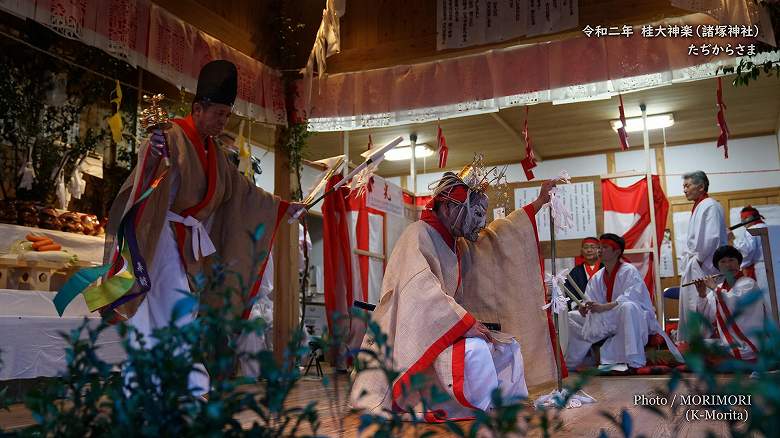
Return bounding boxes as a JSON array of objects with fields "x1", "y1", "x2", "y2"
[
  {"x1": 716, "y1": 77, "x2": 729, "y2": 159},
  {"x1": 521, "y1": 106, "x2": 537, "y2": 180},
  {"x1": 437, "y1": 125, "x2": 448, "y2": 168},
  {"x1": 617, "y1": 94, "x2": 630, "y2": 151}
]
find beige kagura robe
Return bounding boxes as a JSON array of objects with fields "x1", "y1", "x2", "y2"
[
  {"x1": 350, "y1": 204, "x2": 559, "y2": 418},
  {"x1": 104, "y1": 115, "x2": 286, "y2": 322}
]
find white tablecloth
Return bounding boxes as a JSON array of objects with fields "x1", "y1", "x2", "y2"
[
  {"x1": 0, "y1": 289, "x2": 125, "y2": 380},
  {"x1": 0, "y1": 223, "x2": 105, "y2": 264}
]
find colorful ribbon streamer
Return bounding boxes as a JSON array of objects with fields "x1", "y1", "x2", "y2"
[{"x1": 54, "y1": 156, "x2": 169, "y2": 316}]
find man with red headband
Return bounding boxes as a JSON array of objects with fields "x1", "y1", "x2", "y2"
[
  {"x1": 678, "y1": 171, "x2": 727, "y2": 342},
  {"x1": 733, "y1": 206, "x2": 769, "y2": 297},
  {"x1": 563, "y1": 237, "x2": 603, "y2": 309},
  {"x1": 693, "y1": 245, "x2": 773, "y2": 360},
  {"x1": 564, "y1": 234, "x2": 681, "y2": 372},
  {"x1": 350, "y1": 165, "x2": 560, "y2": 419}
]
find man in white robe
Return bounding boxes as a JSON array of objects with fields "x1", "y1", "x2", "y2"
[
  {"x1": 238, "y1": 224, "x2": 313, "y2": 377},
  {"x1": 694, "y1": 245, "x2": 773, "y2": 360},
  {"x1": 677, "y1": 171, "x2": 727, "y2": 342},
  {"x1": 732, "y1": 206, "x2": 770, "y2": 299},
  {"x1": 565, "y1": 234, "x2": 681, "y2": 371},
  {"x1": 350, "y1": 168, "x2": 560, "y2": 419}
]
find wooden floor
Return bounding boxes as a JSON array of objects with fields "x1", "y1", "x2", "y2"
[{"x1": 0, "y1": 373, "x2": 734, "y2": 437}]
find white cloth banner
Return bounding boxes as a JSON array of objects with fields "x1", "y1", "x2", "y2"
[{"x1": 437, "y1": 0, "x2": 577, "y2": 50}]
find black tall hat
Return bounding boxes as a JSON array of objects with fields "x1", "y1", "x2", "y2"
[{"x1": 195, "y1": 60, "x2": 238, "y2": 106}]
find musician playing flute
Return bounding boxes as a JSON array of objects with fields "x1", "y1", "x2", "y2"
[
  {"x1": 677, "y1": 171, "x2": 728, "y2": 342},
  {"x1": 693, "y1": 245, "x2": 774, "y2": 361}
]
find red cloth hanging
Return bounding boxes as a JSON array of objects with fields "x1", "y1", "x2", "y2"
[
  {"x1": 617, "y1": 94, "x2": 630, "y2": 151},
  {"x1": 322, "y1": 174, "x2": 354, "y2": 333},
  {"x1": 716, "y1": 77, "x2": 730, "y2": 159},
  {"x1": 520, "y1": 106, "x2": 537, "y2": 180},
  {"x1": 601, "y1": 176, "x2": 669, "y2": 301},
  {"x1": 437, "y1": 125, "x2": 448, "y2": 168}
]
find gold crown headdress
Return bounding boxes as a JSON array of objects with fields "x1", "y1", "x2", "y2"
[{"x1": 429, "y1": 154, "x2": 508, "y2": 203}]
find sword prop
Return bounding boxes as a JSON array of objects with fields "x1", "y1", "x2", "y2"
[{"x1": 289, "y1": 136, "x2": 403, "y2": 222}]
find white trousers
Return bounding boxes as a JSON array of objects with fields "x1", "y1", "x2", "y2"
[
  {"x1": 126, "y1": 217, "x2": 209, "y2": 396},
  {"x1": 565, "y1": 301, "x2": 649, "y2": 369},
  {"x1": 433, "y1": 338, "x2": 527, "y2": 414}
]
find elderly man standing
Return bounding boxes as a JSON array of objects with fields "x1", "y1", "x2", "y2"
[
  {"x1": 56, "y1": 60, "x2": 307, "y2": 396},
  {"x1": 350, "y1": 163, "x2": 560, "y2": 420},
  {"x1": 677, "y1": 171, "x2": 727, "y2": 342}
]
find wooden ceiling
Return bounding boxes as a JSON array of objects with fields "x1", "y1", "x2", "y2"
[
  {"x1": 329, "y1": 0, "x2": 689, "y2": 73},
  {"x1": 304, "y1": 76, "x2": 780, "y2": 176}
]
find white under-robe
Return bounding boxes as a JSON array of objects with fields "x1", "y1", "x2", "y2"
[
  {"x1": 696, "y1": 276, "x2": 772, "y2": 360},
  {"x1": 126, "y1": 170, "x2": 214, "y2": 396},
  {"x1": 237, "y1": 254, "x2": 274, "y2": 378},
  {"x1": 565, "y1": 263, "x2": 678, "y2": 369},
  {"x1": 734, "y1": 223, "x2": 770, "y2": 308},
  {"x1": 678, "y1": 197, "x2": 727, "y2": 342}
]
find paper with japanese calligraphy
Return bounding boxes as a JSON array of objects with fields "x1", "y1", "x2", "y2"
[
  {"x1": 366, "y1": 176, "x2": 404, "y2": 217},
  {"x1": 514, "y1": 181, "x2": 596, "y2": 241},
  {"x1": 437, "y1": 0, "x2": 578, "y2": 50}
]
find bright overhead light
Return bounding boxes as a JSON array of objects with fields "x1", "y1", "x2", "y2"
[
  {"x1": 610, "y1": 113, "x2": 674, "y2": 133},
  {"x1": 383, "y1": 144, "x2": 434, "y2": 161}
]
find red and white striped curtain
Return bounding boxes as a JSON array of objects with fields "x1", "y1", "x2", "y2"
[{"x1": 601, "y1": 176, "x2": 669, "y2": 301}]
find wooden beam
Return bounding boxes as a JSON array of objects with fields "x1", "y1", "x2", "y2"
[
  {"x1": 606, "y1": 152, "x2": 616, "y2": 174},
  {"x1": 601, "y1": 170, "x2": 644, "y2": 179},
  {"x1": 489, "y1": 112, "x2": 544, "y2": 161},
  {"x1": 273, "y1": 131, "x2": 299, "y2": 363},
  {"x1": 328, "y1": 0, "x2": 690, "y2": 73}
]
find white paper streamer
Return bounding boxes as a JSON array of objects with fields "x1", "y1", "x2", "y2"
[
  {"x1": 18, "y1": 161, "x2": 35, "y2": 190},
  {"x1": 68, "y1": 163, "x2": 86, "y2": 199},
  {"x1": 547, "y1": 170, "x2": 574, "y2": 231},
  {"x1": 542, "y1": 268, "x2": 570, "y2": 314},
  {"x1": 55, "y1": 173, "x2": 70, "y2": 209},
  {"x1": 348, "y1": 161, "x2": 379, "y2": 198},
  {"x1": 534, "y1": 388, "x2": 597, "y2": 409}
]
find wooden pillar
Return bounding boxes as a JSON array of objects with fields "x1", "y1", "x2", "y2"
[
  {"x1": 641, "y1": 104, "x2": 664, "y2": 327},
  {"x1": 273, "y1": 132, "x2": 300, "y2": 363},
  {"x1": 606, "y1": 151, "x2": 616, "y2": 174}
]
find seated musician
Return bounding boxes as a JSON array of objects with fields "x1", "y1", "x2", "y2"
[
  {"x1": 694, "y1": 245, "x2": 774, "y2": 360},
  {"x1": 565, "y1": 234, "x2": 679, "y2": 371}
]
